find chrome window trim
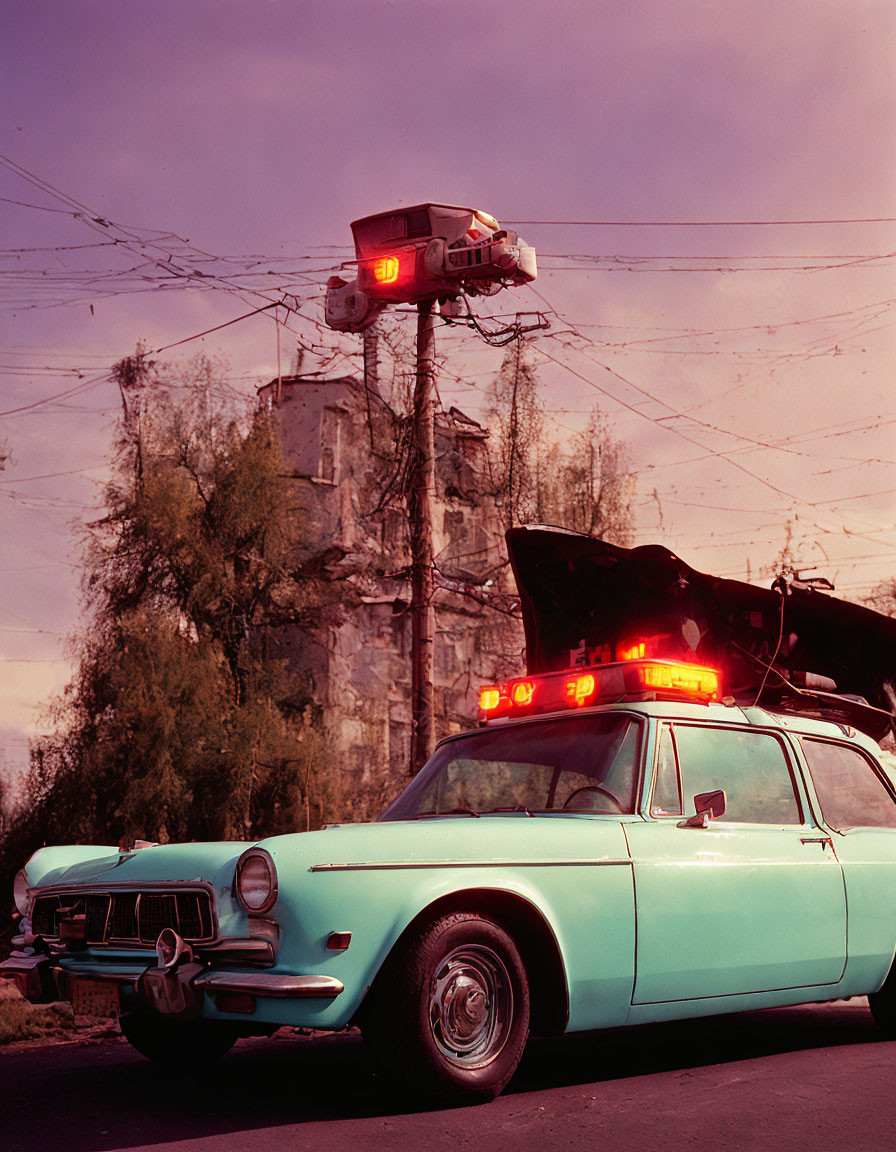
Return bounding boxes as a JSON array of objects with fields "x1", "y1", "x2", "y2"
[
  {"x1": 646, "y1": 720, "x2": 809, "y2": 828},
  {"x1": 647, "y1": 722, "x2": 683, "y2": 818}
]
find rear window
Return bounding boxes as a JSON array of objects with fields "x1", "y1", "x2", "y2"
[{"x1": 802, "y1": 739, "x2": 896, "y2": 829}]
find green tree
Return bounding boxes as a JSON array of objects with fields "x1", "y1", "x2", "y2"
[
  {"x1": 540, "y1": 406, "x2": 635, "y2": 545},
  {"x1": 483, "y1": 339, "x2": 545, "y2": 530},
  {"x1": 760, "y1": 518, "x2": 805, "y2": 581},
  {"x1": 484, "y1": 341, "x2": 635, "y2": 543},
  {"x1": 17, "y1": 353, "x2": 350, "y2": 855},
  {"x1": 865, "y1": 579, "x2": 896, "y2": 618}
]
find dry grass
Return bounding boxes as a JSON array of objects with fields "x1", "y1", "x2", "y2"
[{"x1": 0, "y1": 980, "x2": 75, "y2": 1045}]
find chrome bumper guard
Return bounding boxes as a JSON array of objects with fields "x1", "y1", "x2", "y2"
[
  {"x1": 196, "y1": 972, "x2": 344, "y2": 998},
  {"x1": 0, "y1": 932, "x2": 344, "y2": 1013}
]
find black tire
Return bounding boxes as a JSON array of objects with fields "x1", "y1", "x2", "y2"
[
  {"x1": 869, "y1": 967, "x2": 896, "y2": 1035},
  {"x1": 361, "y1": 911, "x2": 530, "y2": 1102},
  {"x1": 119, "y1": 1012, "x2": 240, "y2": 1063}
]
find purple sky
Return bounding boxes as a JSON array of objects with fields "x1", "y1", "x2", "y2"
[{"x1": 1, "y1": 0, "x2": 895, "y2": 793}]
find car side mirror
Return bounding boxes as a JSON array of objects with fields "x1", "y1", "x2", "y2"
[{"x1": 678, "y1": 789, "x2": 727, "y2": 828}]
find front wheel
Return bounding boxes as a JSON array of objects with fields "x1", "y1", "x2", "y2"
[
  {"x1": 362, "y1": 911, "x2": 530, "y2": 1101},
  {"x1": 120, "y1": 1012, "x2": 240, "y2": 1063}
]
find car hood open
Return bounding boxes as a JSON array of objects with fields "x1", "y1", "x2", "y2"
[{"x1": 506, "y1": 526, "x2": 896, "y2": 740}]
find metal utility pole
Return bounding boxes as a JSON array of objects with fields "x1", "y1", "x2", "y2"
[
  {"x1": 408, "y1": 299, "x2": 436, "y2": 775},
  {"x1": 323, "y1": 204, "x2": 537, "y2": 778}
]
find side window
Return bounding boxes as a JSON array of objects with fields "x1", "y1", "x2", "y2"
[
  {"x1": 651, "y1": 726, "x2": 682, "y2": 815},
  {"x1": 802, "y1": 740, "x2": 896, "y2": 830},
  {"x1": 672, "y1": 726, "x2": 802, "y2": 825}
]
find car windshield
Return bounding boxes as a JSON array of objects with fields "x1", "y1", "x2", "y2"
[{"x1": 381, "y1": 714, "x2": 642, "y2": 819}]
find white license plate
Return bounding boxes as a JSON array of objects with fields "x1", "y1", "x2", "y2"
[{"x1": 69, "y1": 975, "x2": 121, "y2": 1018}]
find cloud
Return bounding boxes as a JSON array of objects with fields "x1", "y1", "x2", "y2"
[{"x1": 0, "y1": 650, "x2": 70, "y2": 736}]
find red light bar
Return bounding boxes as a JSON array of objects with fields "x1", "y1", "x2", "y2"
[{"x1": 478, "y1": 659, "x2": 722, "y2": 721}]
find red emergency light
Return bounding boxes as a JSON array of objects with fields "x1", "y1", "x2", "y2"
[
  {"x1": 566, "y1": 672, "x2": 596, "y2": 707},
  {"x1": 510, "y1": 679, "x2": 537, "y2": 707},
  {"x1": 371, "y1": 255, "x2": 400, "y2": 284},
  {"x1": 478, "y1": 659, "x2": 721, "y2": 722}
]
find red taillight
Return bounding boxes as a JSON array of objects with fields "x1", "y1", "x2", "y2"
[
  {"x1": 565, "y1": 672, "x2": 596, "y2": 707},
  {"x1": 372, "y1": 255, "x2": 399, "y2": 284}
]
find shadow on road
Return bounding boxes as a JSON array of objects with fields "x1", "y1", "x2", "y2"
[
  {"x1": 0, "y1": 1001, "x2": 884, "y2": 1150},
  {"x1": 511, "y1": 999, "x2": 879, "y2": 1093}
]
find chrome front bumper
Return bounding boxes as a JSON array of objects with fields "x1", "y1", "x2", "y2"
[{"x1": 0, "y1": 937, "x2": 344, "y2": 1011}]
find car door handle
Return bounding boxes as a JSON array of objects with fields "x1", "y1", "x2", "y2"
[{"x1": 800, "y1": 835, "x2": 834, "y2": 850}]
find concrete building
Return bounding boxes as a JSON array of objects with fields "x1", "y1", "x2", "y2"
[{"x1": 258, "y1": 372, "x2": 523, "y2": 783}]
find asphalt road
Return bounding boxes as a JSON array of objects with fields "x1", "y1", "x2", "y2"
[{"x1": 2, "y1": 1001, "x2": 894, "y2": 1152}]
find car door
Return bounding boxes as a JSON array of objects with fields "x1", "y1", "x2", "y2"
[
  {"x1": 799, "y1": 736, "x2": 896, "y2": 989},
  {"x1": 626, "y1": 722, "x2": 847, "y2": 1004}
]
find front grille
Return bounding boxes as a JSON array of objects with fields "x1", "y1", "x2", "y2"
[
  {"x1": 136, "y1": 894, "x2": 178, "y2": 944},
  {"x1": 31, "y1": 888, "x2": 216, "y2": 947},
  {"x1": 108, "y1": 892, "x2": 138, "y2": 940}
]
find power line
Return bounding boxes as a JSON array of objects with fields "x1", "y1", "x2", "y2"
[
  {"x1": 531, "y1": 329, "x2": 895, "y2": 535},
  {"x1": 505, "y1": 217, "x2": 896, "y2": 227},
  {"x1": 148, "y1": 302, "x2": 281, "y2": 354},
  {"x1": 0, "y1": 465, "x2": 105, "y2": 484},
  {"x1": 0, "y1": 373, "x2": 110, "y2": 418}
]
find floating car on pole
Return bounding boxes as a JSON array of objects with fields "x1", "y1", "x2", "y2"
[
  {"x1": 324, "y1": 203, "x2": 538, "y2": 775},
  {"x1": 325, "y1": 203, "x2": 537, "y2": 332}
]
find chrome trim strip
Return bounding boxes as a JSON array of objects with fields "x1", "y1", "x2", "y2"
[
  {"x1": 196, "y1": 972, "x2": 344, "y2": 998},
  {"x1": 310, "y1": 858, "x2": 633, "y2": 872},
  {"x1": 31, "y1": 880, "x2": 217, "y2": 895}
]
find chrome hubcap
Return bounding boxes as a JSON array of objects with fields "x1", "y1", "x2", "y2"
[{"x1": 429, "y1": 944, "x2": 513, "y2": 1067}]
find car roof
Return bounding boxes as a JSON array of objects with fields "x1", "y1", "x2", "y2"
[{"x1": 452, "y1": 699, "x2": 883, "y2": 755}]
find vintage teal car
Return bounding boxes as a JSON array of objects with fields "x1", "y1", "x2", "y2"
[
  {"x1": 5, "y1": 529, "x2": 896, "y2": 1101},
  {"x1": 5, "y1": 661, "x2": 896, "y2": 1100}
]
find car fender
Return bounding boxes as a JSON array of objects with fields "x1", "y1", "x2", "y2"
[{"x1": 257, "y1": 821, "x2": 635, "y2": 1032}]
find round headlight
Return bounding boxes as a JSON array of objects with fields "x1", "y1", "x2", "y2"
[
  {"x1": 235, "y1": 849, "x2": 278, "y2": 914},
  {"x1": 13, "y1": 870, "x2": 31, "y2": 918}
]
